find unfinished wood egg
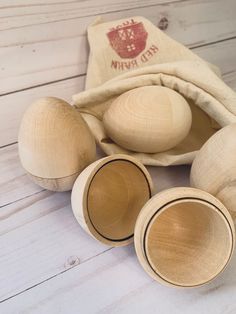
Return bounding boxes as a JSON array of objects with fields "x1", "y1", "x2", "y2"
[
  {"x1": 190, "y1": 123, "x2": 236, "y2": 220},
  {"x1": 18, "y1": 97, "x2": 96, "y2": 192},
  {"x1": 103, "y1": 86, "x2": 192, "y2": 153},
  {"x1": 134, "y1": 187, "x2": 235, "y2": 287},
  {"x1": 71, "y1": 154, "x2": 153, "y2": 246}
]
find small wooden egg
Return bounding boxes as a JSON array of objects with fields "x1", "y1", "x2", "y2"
[
  {"x1": 190, "y1": 123, "x2": 236, "y2": 219},
  {"x1": 134, "y1": 187, "x2": 235, "y2": 287},
  {"x1": 71, "y1": 154, "x2": 153, "y2": 246},
  {"x1": 103, "y1": 86, "x2": 192, "y2": 153},
  {"x1": 18, "y1": 97, "x2": 96, "y2": 192}
]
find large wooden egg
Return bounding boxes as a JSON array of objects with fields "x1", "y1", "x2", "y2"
[
  {"x1": 191, "y1": 123, "x2": 236, "y2": 219},
  {"x1": 134, "y1": 187, "x2": 234, "y2": 287},
  {"x1": 18, "y1": 97, "x2": 96, "y2": 192},
  {"x1": 103, "y1": 86, "x2": 192, "y2": 153}
]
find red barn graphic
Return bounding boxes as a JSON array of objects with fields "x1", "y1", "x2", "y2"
[{"x1": 107, "y1": 21, "x2": 148, "y2": 59}]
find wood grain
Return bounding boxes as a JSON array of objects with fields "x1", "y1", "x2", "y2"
[
  {"x1": 103, "y1": 86, "x2": 192, "y2": 153},
  {"x1": 0, "y1": 144, "x2": 43, "y2": 207},
  {"x1": 2, "y1": 245, "x2": 236, "y2": 313},
  {"x1": 195, "y1": 38, "x2": 236, "y2": 76},
  {"x1": 1, "y1": 0, "x2": 236, "y2": 311},
  {"x1": 0, "y1": 141, "x2": 190, "y2": 209},
  {"x1": 0, "y1": 0, "x2": 181, "y2": 18},
  {"x1": 1, "y1": 0, "x2": 236, "y2": 95},
  {"x1": 190, "y1": 124, "x2": 236, "y2": 220},
  {"x1": 0, "y1": 149, "x2": 190, "y2": 301},
  {"x1": 0, "y1": 190, "x2": 108, "y2": 301},
  {"x1": 0, "y1": 76, "x2": 85, "y2": 147},
  {"x1": 134, "y1": 188, "x2": 234, "y2": 287},
  {"x1": 1, "y1": 37, "x2": 236, "y2": 148},
  {"x1": 71, "y1": 155, "x2": 152, "y2": 246},
  {"x1": 18, "y1": 97, "x2": 96, "y2": 191}
]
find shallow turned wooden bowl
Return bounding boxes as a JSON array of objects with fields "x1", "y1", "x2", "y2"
[
  {"x1": 71, "y1": 154, "x2": 153, "y2": 246},
  {"x1": 134, "y1": 187, "x2": 235, "y2": 287}
]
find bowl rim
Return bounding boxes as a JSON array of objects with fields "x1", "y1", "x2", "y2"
[
  {"x1": 134, "y1": 187, "x2": 235, "y2": 287},
  {"x1": 80, "y1": 154, "x2": 153, "y2": 247}
]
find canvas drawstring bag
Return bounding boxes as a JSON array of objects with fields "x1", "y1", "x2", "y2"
[{"x1": 73, "y1": 16, "x2": 236, "y2": 166}]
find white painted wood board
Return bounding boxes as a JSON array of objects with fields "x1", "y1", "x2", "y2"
[
  {"x1": 1, "y1": 0, "x2": 236, "y2": 95},
  {"x1": 0, "y1": 144, "x2": 43, "y2": 207},
  {"x1": 2, "y1": 245, "x2": 236, "y2": 314}
]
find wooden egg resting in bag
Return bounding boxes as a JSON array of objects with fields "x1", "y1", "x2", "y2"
[{"x1": 103, "y1": 86, "x2": 192, "y2": 153}]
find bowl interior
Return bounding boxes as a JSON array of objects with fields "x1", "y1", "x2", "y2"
[
  {"x1": 87, "y1": 160, "x2": 151, "y2": 241},
  {"x1": 145, "y1": 199, "x2": 233, "y2": 287}
]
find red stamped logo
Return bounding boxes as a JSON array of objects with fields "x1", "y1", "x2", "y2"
[{"x1": 107, "y1": 19, "x2": 148, "y2": 59}]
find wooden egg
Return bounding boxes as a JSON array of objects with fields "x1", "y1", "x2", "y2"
[
  {"x1": 71, "y1": 154, "x2": 153, "y2": 246},
  {"x1": 18, "y1": 97, "x2": 96, "y2": 192},
  {"x1": 190, "y1": 123, "x2": 236, "y2": 219},
  {"x1": 134, "y1": 187, "x2": 235, "y2": 287},
  {"x1": 103, "y1": 86, "x2": 192, "y2": 153}
]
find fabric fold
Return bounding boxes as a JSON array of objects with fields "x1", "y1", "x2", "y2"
[{"x1": 72, "y1": 16, "x2": 236, "y2": 166}]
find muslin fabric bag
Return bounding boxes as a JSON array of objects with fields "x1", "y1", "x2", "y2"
[{"x1": 73, "y1": 16, "x2": 236, "y2": 166}]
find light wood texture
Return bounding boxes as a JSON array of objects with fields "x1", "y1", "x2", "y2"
[
  {"x1": 190, "y1": 123, "x2": 236, "y2": 220},
  {"x1": 1, "y1": 0, "x2": 236, "y2": 311},
  {"x1": 87, "y1": 160, "x2": 150, "y2": 241},
  {"x1": 134, "y1": 187, "x2": 235, "y2": 287},
  {"x1": 27, "y1": 171, "x2": 80, "y2": 193},
  {"x1": 1, "y1": 37, "x2": 236, "y2": 149},
  {"x1": 0, "y1": 93, "x2": 233, "y2": 310},
  {"x1": 18, "y1": 97, "x2": 96, "y2": 191},
  {"x1": 103, "y1": 86, "x2": 192, "y2": 153},
  {"x1": 71, "y1": 154, "x2": 153, "y2": 246},
  {"x1": 0, "y1": 77, "x2": 236, "y2": 314}
]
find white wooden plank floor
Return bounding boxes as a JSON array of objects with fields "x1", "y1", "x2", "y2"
[{"x1": 1, "y1": 0, "x2": 236, "y2": 313}]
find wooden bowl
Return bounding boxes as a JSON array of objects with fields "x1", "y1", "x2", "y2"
[
  {"x1": 103, "y1": 86, "x2": 192, "y2": 153},
  {"x1": 18, "y1": 97, "x2": 96, "y2": 192},
  {"x1": 71, "y1": 154, "x2": 153, "y2": 246},
  {"x1": 191, "y1": 123, "x2": 236, "y2": 220},
  {"x1": 134, "y1": 187, "x2": 235, "y2": 287}
]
